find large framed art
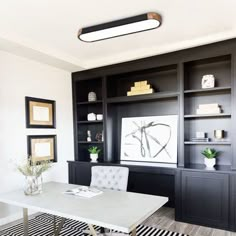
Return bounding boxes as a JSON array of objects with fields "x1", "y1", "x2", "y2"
[
  {"x1": 27, "y1": 135, "x2": 57, "y2": 163},
  {"x1": 120, "y1": 115, "x2": 178, "y2": 164},
  {"x1": 25, "y1": 97, "x2": 56, "y2": 128}
]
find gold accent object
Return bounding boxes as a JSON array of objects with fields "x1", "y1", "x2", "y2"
[{"x1": 127, "y1": 81, "x2": 154, "y2": 96}]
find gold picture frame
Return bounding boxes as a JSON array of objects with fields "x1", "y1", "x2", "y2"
[
  {"x1": 27, "y1": 135, "x2": 57, "y2": 163},
  {"x1": 25, "y1": 97, "x2": 56, "y2": 128}
]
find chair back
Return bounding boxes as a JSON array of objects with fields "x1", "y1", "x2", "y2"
[{"x1": 90, "y1": 166, "x2": 129, "y2": 191}]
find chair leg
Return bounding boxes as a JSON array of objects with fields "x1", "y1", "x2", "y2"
[
  {"x1": 88, "y1": 224, "x2": 98, "y2": 236},
  {"x1": 100, "y1": 227, "x2": 105, "y2": 233}
]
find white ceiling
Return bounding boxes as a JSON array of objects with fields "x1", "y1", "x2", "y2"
[{"x1": 0, "y1": 0, "x2": 236, "y2": 72}]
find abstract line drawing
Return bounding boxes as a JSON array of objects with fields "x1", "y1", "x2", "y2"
[{"x1": 120, "y1": 115, "x2": 178, "y2": 164}]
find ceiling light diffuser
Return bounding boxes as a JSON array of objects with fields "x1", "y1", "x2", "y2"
[{"x1": 78, "y1": 12, "x2": 162, "y2": 42}]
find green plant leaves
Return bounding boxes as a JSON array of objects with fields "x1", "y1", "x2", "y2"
[
  {"x1": 88, "y1": 146, "x2": 101, "y2": 154},
  {"x1": 201, "y1": 148, "x2": 219, "y2": 159}
]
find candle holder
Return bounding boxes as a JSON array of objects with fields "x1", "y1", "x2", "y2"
[{"x1": 214, "y1": 130, "x2": 224, "y2": 141}]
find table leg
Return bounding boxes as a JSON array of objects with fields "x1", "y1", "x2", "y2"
[
  {"x1": 54, "y1": 217, "x2": 66, "y2": 236},
  {"x1": 131, "y1": 228, "x2": 136, "y2": 236},
  {"x1": 23, "y1": 208, "x2": 28, "y2": 236},
  {"x1": 88, "y1": 224, "x2": 98, "y2": 236},
  {"x1": 53, "y1": 215, "x2": 56, "y2": 234}
]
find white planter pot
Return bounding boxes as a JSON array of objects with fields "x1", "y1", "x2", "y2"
[
  {"x1": 90, "y1": 153, "x2": 98, "y2": 162},
  {"x1": 204, "y1": 158, "x2": 216, "y2": 168}
]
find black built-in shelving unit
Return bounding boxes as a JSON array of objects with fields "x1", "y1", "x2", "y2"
[{"x1": 69, "y1": 39, "x2": 236, "y2": 231}]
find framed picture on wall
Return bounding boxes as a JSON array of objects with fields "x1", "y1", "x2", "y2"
[
  {"x1": 25, "y1": 97, "x2": 56, "y2": 128},
  {"x1": 27, "y1": 135, "x2": 57, "y2": 163}
]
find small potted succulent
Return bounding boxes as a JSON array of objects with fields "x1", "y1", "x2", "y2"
[
  {"x1": 201, "y1": 148, "x2": 219, "y2": 167},
  {"x1": 88, "y1": 146, "x2": 101, "y2": 162}
]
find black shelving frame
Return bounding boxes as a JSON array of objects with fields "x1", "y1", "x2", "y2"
[
  {"x1": 69, "y1": 39, "x2": 236, "y2": 231},
  {"x1": 72, "y1": 39, "x2": 236, "y2": 170}
]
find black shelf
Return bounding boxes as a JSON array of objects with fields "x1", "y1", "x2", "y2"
[
  {"x1": 184, "y1": 113, "x2": 231, "y2": 119},
  {"x1": 107, "y1": 91, "x2": 179, "y2": 104},
  {"x1": 184, "y1": 86, "x2": 231, "y2": 94},
  {"x1": 183, "y1": 164, "x2": 232, "y2": 172},
  {"x1": 77, "y1": 100, "x2": 103, "y2": 105},
  {"x1": 78, "y1": 141, "x2": 103, "y2": 144},
  {"x1": 77, "y1": 120, "x2": 103, "y2": 124},
  {"x1": 184, "y1": 141, "x2": 231, "y2": 145}
]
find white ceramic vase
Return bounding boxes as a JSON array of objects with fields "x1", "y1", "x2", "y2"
[
  {"x1": 90, "y1": 153, "x2": 98, "y2": 162},
  {"x1": 88, "y1": 92, "x2": 97, "y2": 102},
  {"x1": 204, "y1": 158, "x2": 216, "y2": 168}
]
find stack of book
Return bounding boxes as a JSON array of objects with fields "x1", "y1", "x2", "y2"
[
  {"x1": 127, "y1": 80, "x2": 154, "y2": 96},
  {"x1": 196, "y1": 103, "x2": 221, "y2": 115},
  {"x1": 191, "y1": 137, "x2": 210, "y2": 142}
]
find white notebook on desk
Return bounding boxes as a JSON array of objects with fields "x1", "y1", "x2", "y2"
[{"x1": 63, "y1": 186, "x2": 103, "y2": 198}]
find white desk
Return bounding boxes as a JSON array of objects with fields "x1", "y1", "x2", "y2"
[{"x1": 0, "y1": 182, "x2": 168, "y2": 235}]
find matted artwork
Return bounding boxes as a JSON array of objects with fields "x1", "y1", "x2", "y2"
[
  {"x1": 25, "y1": 97, "x2": 56, "y2": 128},
  {"x1": 27, "y1": 135, "x2": 57, "y2": 163},
  {"x1": 120, "y1": 115, "x2": 178, "y2": 164}
]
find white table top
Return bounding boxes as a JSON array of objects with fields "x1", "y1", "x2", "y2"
[{"x1": 0, "y1": 182, "x2": 168, "y2": 233}]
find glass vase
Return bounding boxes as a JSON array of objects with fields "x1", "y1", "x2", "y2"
[{"x1": 24, "y1": 175, "x2": 43, "y2": 195}]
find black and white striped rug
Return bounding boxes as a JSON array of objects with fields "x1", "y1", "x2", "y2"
[{"x1": 0, "y1": 213, "x2": 189, "y2": 236}]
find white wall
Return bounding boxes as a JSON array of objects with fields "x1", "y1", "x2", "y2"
[{"x1": 0, "y1": 50, "x2": 74, "y2": 223}]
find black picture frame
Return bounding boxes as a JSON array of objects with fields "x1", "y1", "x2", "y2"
[
  {"x1": 27, "y1": 135, "x2": 57, "y2": 163},
  {"x1": 25, "y1": 96, "x2": 56, "y2": 128}
]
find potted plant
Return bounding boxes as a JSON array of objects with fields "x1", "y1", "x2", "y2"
[
  {"x1": 88, "y1": 146, "x2": 101, "y2": 162},
  {"x1": 201, "y1": 148, "x2": 219, "y2": 167},
  {"x1": 17, "y1": 157, "x2": 52, "y2": 195}
]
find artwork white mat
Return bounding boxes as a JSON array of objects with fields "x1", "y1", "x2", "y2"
[
  {"x1": 32, "y1": 106, "x2": 50, "y2": 122},
  {"x1": 120, "y1": 115, "x2": 178, "y2": 163}
]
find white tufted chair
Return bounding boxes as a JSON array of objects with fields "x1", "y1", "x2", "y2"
[
  {"x1": 90, "y1": 166, "x2": 129, "y2": 191},
  {"x1": 83, "y1": 166, "x2": 129, "y2": 235}
]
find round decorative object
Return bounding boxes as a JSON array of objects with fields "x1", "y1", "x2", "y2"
[
  {"x1": 204, "y1": 158, "x2": 216, "y2": 168},
  {"x1": 95, "y1": 132, "x2": 102, "y2": 142},
  {"x1": 87, "y1": 113, "x2": 96, "y2": 121},
  {"x1": 202, "y1": 74, "x2": 215, "y2": 89},
  {"x1": 88, "y1": 92, "x2": 97, "y2": 102}
]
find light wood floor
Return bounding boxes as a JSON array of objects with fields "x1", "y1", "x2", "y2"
[
  {"x1": 144, "y1": 207, "x2": 236, "y2": 236},
  {"x1": 0, "y1": 207, "x2": 236, "y2": 235}
]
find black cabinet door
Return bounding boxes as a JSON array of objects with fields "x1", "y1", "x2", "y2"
[
  {"x1": 181, "y1": 171, "x2": 229, "y2": 229},
  {"x1": 68, "y1": 162, "x2": 175, "y2": 207},
  {"x1": 229, "y1": 173, "x2": 236, "y2": 231},
  {"x1": 68, "y1": 162, "x2": 91, "y2": 186},
  {"x1": 128, "y1": 172, "x2": 175, "y2": 207}
]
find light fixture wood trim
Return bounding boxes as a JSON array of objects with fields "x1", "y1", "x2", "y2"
[
  {"x1": 77, "y1": 28, "x2": 83, "y2": 38},
  {"x1": 147, "y1": 12, "x2": 162, "y2": 25}
]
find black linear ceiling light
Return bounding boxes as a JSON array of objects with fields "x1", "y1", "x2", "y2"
[{"x1": 78, "y1": 12, "x2": 162, "y2": 42}]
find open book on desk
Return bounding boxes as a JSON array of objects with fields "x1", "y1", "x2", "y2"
[{"x1": 63, "y1": 186, "x2": 103, "y2": 198}]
